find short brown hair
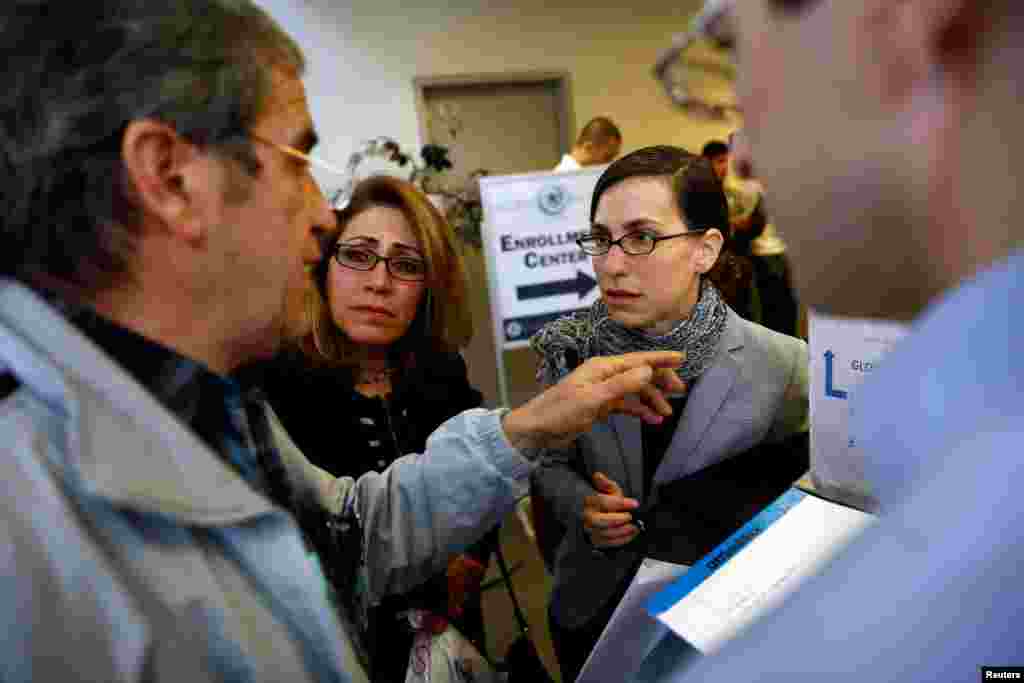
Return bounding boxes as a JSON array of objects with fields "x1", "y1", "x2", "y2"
[
  {"x1": 577, "y1": 117, "x2": 622, "y2": 147},
  {"x1": 308, "y1": 175, "x2": 473, "y2": 367}
]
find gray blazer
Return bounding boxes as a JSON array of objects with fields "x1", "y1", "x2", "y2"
[{"x1": 533, "y1": 308, "x2": 809, "y2": 629}]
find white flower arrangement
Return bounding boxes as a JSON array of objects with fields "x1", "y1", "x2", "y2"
[{"x1": 332, "y1": 137, "x2": 483, "y2": 247}]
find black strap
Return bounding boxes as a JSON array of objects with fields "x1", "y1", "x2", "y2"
[
  {"x1": 0, "y1": 372, "x2": 20, "y2": 401},
  {"x1": 494, "y1": 537, "x2": 531, "y2": 638},
  {"x1": 494, "y1": 537, "x2": 555, "y2": 682}
]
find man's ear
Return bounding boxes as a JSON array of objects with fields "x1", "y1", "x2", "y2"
[
  {"x1": 695, "y1": 228, "x2": 725, "y2": 274},
  {"x1": 860, "y1": 0, "x2": 980, "y2": 106},
  {"x1": 120, "y1": 119, "x2": 206, "y2": 244}
]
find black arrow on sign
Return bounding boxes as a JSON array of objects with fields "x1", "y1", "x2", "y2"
[{"x1": 517, "y1": 270, "x2": 598, "y2": 301}]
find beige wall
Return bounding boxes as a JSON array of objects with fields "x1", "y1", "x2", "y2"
[
  {"x1": 258, "y1": 0, "x2": 740, "y2": 175},
  {"x1": 413, "y1": 3, "x2": 738, "y2": 154}
]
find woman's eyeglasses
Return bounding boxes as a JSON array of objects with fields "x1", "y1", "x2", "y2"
[
  {"x1": 333, "y1": 244, "x2": 427, "y2": 282},
  {"x1": 577, "y1": 229, "x2": 710, "y2": 256}
]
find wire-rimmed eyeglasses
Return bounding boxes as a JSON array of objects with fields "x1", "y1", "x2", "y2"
[
  {"x1": 577, "y1": 229, "x2": 711, "y2": 256},
  {"x1": 333, "y1": 244, "x2": 428, "y2": 282},
  {"x1": 248, "y1": 133, "x2": 348, "y2": 202},
  {"x1": 248, "y1": 133, "x2": 346, "y2": 176}
]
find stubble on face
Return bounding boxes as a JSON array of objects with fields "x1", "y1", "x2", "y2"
[
  {"x1": 733, "y1": 1, "x2": 941, "y2": 320},
  {"x1": 222, "y1": 67, "x2": 322, "y2": 361}
]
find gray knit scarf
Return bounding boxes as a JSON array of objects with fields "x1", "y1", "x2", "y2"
[{"x1": 531, "y1": 280, "x2": 728, "y2": 387}]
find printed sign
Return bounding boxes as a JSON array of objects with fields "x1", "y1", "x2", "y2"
[
  {"x1": 479, "y1": 168, "x2": 604, "y2": 350},
  {"x1": 808, "y1": 311, "x2": 909, "y2": 503}
]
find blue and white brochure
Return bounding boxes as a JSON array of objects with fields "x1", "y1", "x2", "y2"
[{"x1": 645, "y1": 488, "x2": 876, "y2": 655}]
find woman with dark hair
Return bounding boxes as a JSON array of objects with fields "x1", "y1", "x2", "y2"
[
  {"x1": 261, "y1": 175, "x2": 497, "y2": 681},
  {"x1": 529, "y1": 146, "x2": 809, "y2": 682}
]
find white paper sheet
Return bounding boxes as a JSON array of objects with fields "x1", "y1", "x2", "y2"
[
  {"x1": 808, "y1": 311, "x2": 908, "y2": 505},
  {"x1": 575, "y1": 558, "x2": 690, "y2": 683},
  {"x1": 648, "y1": 490, "x2": 876, "y2": 655}
]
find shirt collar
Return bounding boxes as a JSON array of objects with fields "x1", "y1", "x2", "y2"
[
  {"x1": 0, "y1": 280, "x2": 276, "y2": 523},
  {"x1": 67, "y1": 303, "x2": 288, "y2": 508},
  {"x1": 69, "y1": 305, "x2": 221, "y2": 451}
]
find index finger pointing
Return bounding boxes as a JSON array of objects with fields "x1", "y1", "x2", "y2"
[
  {"x1": 622, "y1": 350, "x2": 685, "y2": 370},
  {"x1": 589, "y1": 351, "x2": 685, "y2": 382}
]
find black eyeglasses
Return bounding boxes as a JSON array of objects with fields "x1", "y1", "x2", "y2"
[
  {"x1": 577, "y1": 229, "x2": 710, "y2": 256},
  {"x1": 333, "y1": 244, "x2": 427, "y2": 282}
]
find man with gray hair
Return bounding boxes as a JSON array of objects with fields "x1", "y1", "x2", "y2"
[
  {"x1": 638, "y1": 0, "x2": 1023, "y2": 679},
  {"x1": 0, "y1": 2, "x2": 684, "y2": 681}
]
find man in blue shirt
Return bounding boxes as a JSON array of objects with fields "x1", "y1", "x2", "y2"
[{"x1": 639, "y1": 0, "x2": 1022, "y2": 679}]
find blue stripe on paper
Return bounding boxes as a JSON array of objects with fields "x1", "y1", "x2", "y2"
[{"x1": 645, "y1": 488, "x2": 807, "y2": 617}]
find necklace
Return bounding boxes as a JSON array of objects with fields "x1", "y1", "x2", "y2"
[{"x1": 357, "y1": 365, "x2": 396, "y2": 385}]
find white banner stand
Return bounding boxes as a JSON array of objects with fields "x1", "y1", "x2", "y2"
[{"x1": 478, "y1": 168, "x2": 604, "y2": 407}]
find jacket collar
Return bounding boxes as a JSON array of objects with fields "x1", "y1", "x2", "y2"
[
  {"x1": 608, "y1": 307, "x2": 745, "y2": 494},
  {"x1": 0, "y1": 280, "x2": 275, "y2": 525}
]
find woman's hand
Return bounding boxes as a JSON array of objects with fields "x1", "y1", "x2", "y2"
[{"x1": 582, "y1": 472, "x2": 641, "y2": 548}]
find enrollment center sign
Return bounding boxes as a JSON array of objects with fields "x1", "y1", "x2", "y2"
[{"x1": 479, "y1": 168, "x2": 603, "y2": 350}]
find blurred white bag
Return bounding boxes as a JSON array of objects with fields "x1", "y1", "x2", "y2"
[{"x1": 404, "y1": 610, "x2": 507, "y2": 683}]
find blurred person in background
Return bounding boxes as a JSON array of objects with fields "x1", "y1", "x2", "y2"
[
  {"x1": 700, "y1": 139, "x2": 731, "y2": 182},
  {"x1": 554, "y1": 116, "x2": 623, "y2": 172},
  {"x1": 723, "y1": 129, "x2": 800, "y2": 337},
  {"x1": 701, "y1": 138, "x2": 764, "y2": 325}
]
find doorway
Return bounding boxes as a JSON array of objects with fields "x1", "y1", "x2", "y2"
[{"x1": 414, "y1": 72, "x2": 573, "y2": 409}]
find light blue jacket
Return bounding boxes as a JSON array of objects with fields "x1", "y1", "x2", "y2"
[
  {"x1": 635, "y1": 251, "x2": 1024, "y2": 682},
  {"x1": 0, "y1": 280, "x2": 530, "y2": 682}
]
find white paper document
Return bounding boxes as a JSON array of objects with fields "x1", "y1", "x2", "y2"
[
  {"x1": 645, "y1": 488, "x2": 876, "y2": 655},
  {"x1": 808, "y1": 311, "x2": 908, "y2": 505},
  {"x1": 575, "y1": 558, "x2": 689, "y2": 683}
]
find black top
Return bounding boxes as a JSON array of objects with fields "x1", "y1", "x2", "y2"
[
  {"x1": 640, "y1": 430, "x2": 810, "y2": 565},
  {"x1": 0, "y1": 372, "x2": 19, "y2": 400},
  {"x1": 640, "y1": 395, "x2": 689, "y2": 498},
  {"x1": 259, "y1": 348, "x2": 484, "y2": 478},
  {"x1": 259, "y1": 348, "x2": 495, "y2": 680}
]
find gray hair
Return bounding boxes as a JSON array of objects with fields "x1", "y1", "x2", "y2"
[{"x1": 0, "y1": 0, "x2": 305, "y2": 290}]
